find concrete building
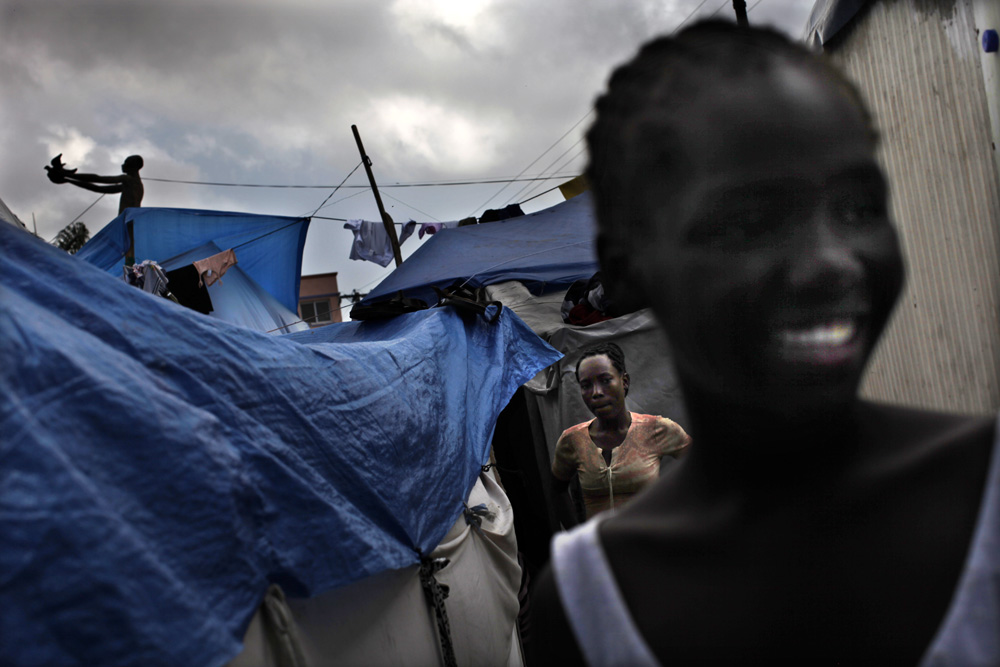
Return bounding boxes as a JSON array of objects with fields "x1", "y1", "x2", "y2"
[{"x1": 298, "y1": 272, "x2": 343, "y2": 326}]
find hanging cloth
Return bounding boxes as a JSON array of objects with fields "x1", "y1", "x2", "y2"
[
  {"x1": 344, "y1": 220, "x2": 416, "y2": 267},
  {"x1": 418, "y1": 222, "x2": 458, "y2": 239},
  {"x1": 193, "y1": 248, "x2": 237, "y2": 288}
]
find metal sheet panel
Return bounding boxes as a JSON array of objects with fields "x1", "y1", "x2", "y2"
[{"x1": 826, "y1": 0, "x2": 1000, "y2": 414}]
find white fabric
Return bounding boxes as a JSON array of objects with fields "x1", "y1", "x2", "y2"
[
  {"x1": 344, "y1": 219, "x2": 415, "y2": 268},
  {"x1": 230, "y1": 470, "x2": 523, "y2": 666},
  {"x1": 551, "y1": 518, "x2": 658, "y2": 667}
]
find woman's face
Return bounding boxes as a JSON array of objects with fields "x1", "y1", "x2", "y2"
[
  {"x1": 578, "y1": 354, "x2": 629, "y2": 421},
  {"x1": 627, "y1": 62, "x2": 903, "y2": 419}
]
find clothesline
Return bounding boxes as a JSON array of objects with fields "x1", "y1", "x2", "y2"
[{"x1": 143, "y1": 173, "x2": 580, "y2": 189}]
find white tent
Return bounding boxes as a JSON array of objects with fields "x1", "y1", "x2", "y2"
[{"x1": 0, "y1": 197, "x2": 27, "y2": 230}]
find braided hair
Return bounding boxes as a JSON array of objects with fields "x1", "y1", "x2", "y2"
[
  {"x1": 575, "y1": 342, "x2": 629, "y2": 395},
  {"x1": 585, "y1": 20, "x2": 874, "y2": 244}
]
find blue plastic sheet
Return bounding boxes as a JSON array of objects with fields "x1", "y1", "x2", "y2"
[
  {"x1": 76, "y1": 207, "x2": 310, "y2": 312},
  {"x1": 361, "y1": 192, "x2": 599, "y2": 307},
  {"x1": 0, "y1": 224, "x2": 561, "y2": 666}
]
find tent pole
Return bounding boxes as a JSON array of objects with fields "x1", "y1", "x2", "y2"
[{"x1": 351, "y1": 124, "x2": 403, "y2": 267}]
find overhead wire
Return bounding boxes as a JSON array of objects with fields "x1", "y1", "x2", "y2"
[
  {"x1": 144, "y1": 174, "x2": 573, "y2": 189},
  {"x1": 480, "y1": 0, "x2": 729, "y2": 215},
  {"x1": 380, "y1": 191, "x2": 441, "y2": 223},
  {"x1": 63, "y1": 194, "x2": 106, "y2": 232},
  {"x1": 468, "y1": 108, "x2": 594, "y2": 218},
  {"x1": 708, "y1": 0, "x2": 734, "y2": 19},
  {"x1": 309, "y1": 161, "x2": 363, "y2": 218},
  {"x1": 502, "y1": 135, "x2": 587, "y2": 207},
  {"x1": 518, "y1": 145, "x2": 588, "y2": 206},
  {"x1": 302, "y1": 189, "x2": 367, "y2": 217},
  {"x1": 673, "y1": 0, "x2": 715, "y2": 32},
  {"x1": 506, "y1": 139, "x2": 587, "y2": 206}
]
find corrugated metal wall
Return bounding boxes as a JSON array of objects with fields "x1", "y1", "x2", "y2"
[{"x1": 826, "y1": 0, "x2": 1000, "y2": 415}]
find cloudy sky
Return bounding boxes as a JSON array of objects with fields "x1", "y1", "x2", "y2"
[{"x1": 1, "y1": 0, "x2": 814, "y2": 312}]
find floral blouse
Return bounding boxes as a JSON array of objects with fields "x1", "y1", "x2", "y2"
[{"x1": 552, "y1": 413, "x2": 691, "y2": 519}]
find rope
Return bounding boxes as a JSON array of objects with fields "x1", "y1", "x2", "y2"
[
  {"x1": 309, "y1": 162, "x2": 363, "y2": 218},
  {"x1": 418, "y1": 554, "x2": 457, "y2": 667}
]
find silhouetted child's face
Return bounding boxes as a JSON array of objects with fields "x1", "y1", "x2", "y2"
[
  {"x1": 122, "y1": 156, "x2": 143, "y2": 174},
  {"x1": 630, "y1": 60, "x2": 903, "y2": 418}
]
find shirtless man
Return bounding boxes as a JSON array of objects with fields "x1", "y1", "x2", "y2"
[
  {"x1": 46, "y1": 154, "x2": 144, "y2": 215},
  {"x1": 529, "y1": 21, "x2": 997, "y2": 665}
]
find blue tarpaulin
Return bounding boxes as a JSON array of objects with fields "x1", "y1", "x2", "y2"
[
  {"x1": 360, "y1": 192, "x2": 599, "y2": 307},
  {"x1": 76, "y1": 207, "x2": 310, "y2": 313},
  {"x1": 0, "y1": 223, "x2": 560, "y2": 666}
]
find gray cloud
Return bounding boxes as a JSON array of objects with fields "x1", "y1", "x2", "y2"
[{"x1": 1, "y1": 0, "x2": 814, "y2": 295}]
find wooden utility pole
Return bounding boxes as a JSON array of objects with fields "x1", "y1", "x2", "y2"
[
  {"x1": 732, "y1": 0, "x2": 748, "y2": 27},
  {"x1": 351, "y1": 124, "x2": 402, "y2": 267}
]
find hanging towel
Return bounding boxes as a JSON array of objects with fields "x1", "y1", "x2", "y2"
[{"x1": 193, "y1": 248, "x2": 237, "y2": 288}]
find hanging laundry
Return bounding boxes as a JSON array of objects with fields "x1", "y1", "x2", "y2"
[
  {"x1": 478, "y1": 204, "x2": 523, "y2": 224},
  {"x1": 122, "y1": 260, "x2": 176, "y2": 302},
  {"x1": 561, "y1": 272, "x2": 613, "y2": 325},
  {"x1": 344, "y1": 219, "x2": 416, "y2": 267},
  {"x1": 418, "y1": 222, "x2": 459, "y2": 239},
  {"x1": 193, "y1": 248, "x2": 237, "y2": 288},
  {"x1": 141, "y1": 261, "x2": 170, "y2": 297},
  {"x1": 402, "y1": 220, "x2": 417, "y2": 241}
]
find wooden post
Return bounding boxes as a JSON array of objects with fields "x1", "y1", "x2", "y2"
[
  {"x1": 732, "y1": 0, "x2": 748, "y2": 27},
  {"x1": 351, "y1": 124, "x2": 402, "y2": 267}
]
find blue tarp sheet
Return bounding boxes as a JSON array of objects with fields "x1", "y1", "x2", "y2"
[
  {"x1": 360, "y1": 192, "x2": 599, "y2": 307},
  {"x1": 76, "y1": 207, "x2": 310, "y2": 312},
  {"x1": 0, "y1": 223, "x2": 560, "y2": 666},
  {"x1": 158, "y1": 241, "x2": 307, "y2": 334}
]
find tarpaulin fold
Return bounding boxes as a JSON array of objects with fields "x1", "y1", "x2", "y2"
[{"x1": 0, "y1": 224, "x2": 560, "y2": 666}]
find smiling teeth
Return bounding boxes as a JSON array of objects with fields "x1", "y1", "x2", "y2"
[{"x1": 781, "y1": 323, "x2": 855, "y2": 346}]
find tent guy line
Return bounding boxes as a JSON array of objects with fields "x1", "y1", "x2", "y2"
[{"x1": 309, "y1": 161, "x2": 363, "y2": 218}]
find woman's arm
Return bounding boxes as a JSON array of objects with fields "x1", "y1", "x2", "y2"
[
  {"x1": 552, "y1": 431, "x2": 583, "y2": 530},
  {"x1": 658, "y1": 417, "x2": 692, "y2": 459},
  {"x1": 552, "y1": 474, "x2": 580, "y2": 530}
]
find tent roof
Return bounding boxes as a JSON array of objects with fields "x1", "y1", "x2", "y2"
[
  {"x1": 76, "y1": 207, "x2": 310, "y2": 313},
  {"x1": 360, "y1": 192, "x2": 599, "y2": 307},
  {"x1": 0, "y1": 221, "x2": 560, "y2": 666},
  {"x1": 0, "y1": 196, "x2": 26, "y2": 229}
]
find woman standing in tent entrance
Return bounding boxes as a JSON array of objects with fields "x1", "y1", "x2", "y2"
[{"x1": 551, "y1": 342, "x2": 690, "y2": 526}]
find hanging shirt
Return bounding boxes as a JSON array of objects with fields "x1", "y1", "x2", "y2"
[{"x1": 344, "y1": 219, "x2": 416, "y2": 267}]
